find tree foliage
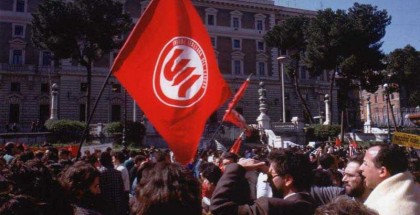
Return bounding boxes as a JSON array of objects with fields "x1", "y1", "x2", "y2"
[
  {"x1": 32, "y1": 0, "x2": 132, "y2": 121},
  {"x1": 305, "y1": 3, "x2": 391, "y2": 91},
  {"x1": 385, "y1": 45, "x2": 420, "y2": 107},
  {"x1": 264, "y1": 16, "x2": 314, "y2": 123}
]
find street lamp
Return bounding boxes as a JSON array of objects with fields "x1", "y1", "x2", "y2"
[
  {"x1": 383, "y1": 83, "x2": 391, "y2": 144},
  {"x1": 277, "y1": 55, "x2": 288, "y2": 123}
]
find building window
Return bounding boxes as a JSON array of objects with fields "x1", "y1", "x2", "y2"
[
  {"x1": 207, "y1": 14, "x2": 215, "y2": 26},
  {"x1": 39, "y1": 104, "x2": 50, "y2": 123},
  {"x1": 374, "y1": 95, "x2": 378, "y2": 103},
  {"x1": 111, "y1": 105, "x2": 121, "y2": 122},
  {"x1": 254, "y1": 13, "x2": 266, "y2": 31},
  {"x1": 15, "y1": 0, "x2": 25, "y2": 12},
  {"x1": 230, "y1": 10, "x2": 242, "y2": 30},
  {"x1": 256, "y1": 20, "x2": 263, "y2": 31},
  {"x1": 79, "y1": 104, "x2": 86, "y2": 122},
  {"x1": 258, "y1": 62, "x2": 266, "y2": 76},
  {"x1": 80, "y1": 83, "x2": 88, "y2": 92},
  {"x1": 9, "y1": 104, "x2": 20, "y2": 123},
  {"x1": 41, "y1": 83, "x2": 49, "y2": 93},
  {"x1": 13, "y1": 25, "x2": 24, "y2": 37},
  {"x1": 257, "y1": 41, "x2": 264, "y2": 52},
  {"x1": 232, "y1": 39, "x2": 241, "y2": 50},
  {"x1": 205, "y1": 8, "x2": 218, "y2": 26},
  {"x1": 11, "y1": 82, "x2": 21, "y2": 92},
  {"x1": 232, "y1": 17, "x2": 240, "y2": 29},
  {"x1": 112, "y1": 84, "x2": 121, "y2": 93},
  {"x1": 390, "y1": 93, "x2": 394, "y2": 100},
  {"x1": 233, "y1": 60, "x2": 242, "y2": 75},
  {"x1": 12, "y1": 50, "x2": 23, "y2": 65},
  {"x1": 41, "y1": 51, "x2": 51, "y2": 66}
]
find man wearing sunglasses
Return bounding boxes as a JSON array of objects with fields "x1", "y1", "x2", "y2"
[{"x1": 210, "y1": 149, "x2": 316, "y2": 215}]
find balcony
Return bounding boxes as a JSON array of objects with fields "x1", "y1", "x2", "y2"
[{"x1": 0, "y1": 63, "x2": 55, "y2": 74}]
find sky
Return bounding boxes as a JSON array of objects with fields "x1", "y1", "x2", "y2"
[{"x1": 275, "y1": 0, "x2": 420, "y2": 54}]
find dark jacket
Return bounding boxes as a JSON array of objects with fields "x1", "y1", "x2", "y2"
[{"x1": 211, "y1": 163, "x2": 316, "y2": 215}]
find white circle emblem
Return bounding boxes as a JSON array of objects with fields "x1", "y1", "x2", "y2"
[{"x1": 153, "y1": 37, "x2": 208, "y2": 108}]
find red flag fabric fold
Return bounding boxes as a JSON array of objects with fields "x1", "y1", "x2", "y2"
[
  {"x1": 350, "y1": 140, "x2": 358, "y2": 148},
  {"x1": 224, "y1": 109, "x2": 248, "y2": 129},
  {"x1": 112, "y1": 0, "x2": 231, "y2": 164},
  {"x1": 229, "y1": 132, "x2": 244, "y2": 154},
  {"x1": 335, "y1": 138, "x2": 341, "y2": 147},
  {"x1": 222, "y1": 74, "x2": 252, "y2": 122}
]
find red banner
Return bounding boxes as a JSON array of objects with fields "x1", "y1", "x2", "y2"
[
  {"x1": 230, "y1": 132, "x2": 244, "y2": 154},
  {"x1": 222, "y1": 74, "x2": 251, "y2": 122},
  {"x1": 112, "y1": 0, "x2": 231, "y2": 164}
]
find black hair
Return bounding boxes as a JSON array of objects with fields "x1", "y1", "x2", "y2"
[
  {"x1": 372, "y1": 144, "x2": 408, "y2": 175},
  {"x1": 268, "y1": 149, "x2": 313, "y2": 191},
  {"x1": 199, "y1": 162, "x2": 222, "y2": 184}
]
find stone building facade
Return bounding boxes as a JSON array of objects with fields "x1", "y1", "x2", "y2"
[
  {"x1": 0, "y1": 0, "x2": 338, "y2": 132},
  {"x1": 360, "y1": 86, "x2": 417, "y2": 128}
]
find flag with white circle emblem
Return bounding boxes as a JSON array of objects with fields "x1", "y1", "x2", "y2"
[{"x1": 112, "y1": 0, "x2": 231, "y2": 164}]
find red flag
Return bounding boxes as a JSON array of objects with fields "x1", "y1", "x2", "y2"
[
  {"x1": 224, "y1": 109, "x2": 248, "y2": 129},
  {"x1": 112, "y1": 0, "x2": 231, "y2": 164},
  {"x1": 335, "y1": 138, "x2": 341, "y2": 147},
  {"x1": 222, "y1": 74, "x2": 252, "y2": 122},
  {"x1": 350, "y1": 140, "x2": 358, "y2": 148},
  {"x1": 230, "y1": 132, "x2": 244, "y2": 154}
]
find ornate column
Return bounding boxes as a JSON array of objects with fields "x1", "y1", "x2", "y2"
[
  {"x1": 256, "y1": 81, "x2": 271, "y2": 130},
  {"x1": 50, "y1": 83, "x2": 59, "y2": 120}
]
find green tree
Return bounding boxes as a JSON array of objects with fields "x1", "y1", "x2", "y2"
[
  {"x1": 264, "y1": 15, "x2": 314, "y2": 123},
  {"x1": 305, "y1": 3, "x2": 390, "y2": 124},
  {"x1": 32, "y1": 0, "x2": 132, "y2": 122},
  {"x1": 385, "y1": 45, "x2": 420, "y2": 107}
]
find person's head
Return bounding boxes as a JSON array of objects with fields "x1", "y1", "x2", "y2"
[
  {"x1": 153, "y1": 149, "x2": 171, "y2": 163},
  {"x1": 220, "y1": 152, "x2": 238, "y2": 170},
  {"x1": 315, "y1": 195, "x2": 378, "y2": 215},
  {"x1": 43, "y1": 147, "x2": 58, "y2": 163},
  {"x1": 59, "y1": 161, "x2": 101, "y2": 203},
  {"x1": 267, "y1": 149, "x2": 313, "y2": 198},
  {"x1": 319, "y1": 153, "x2": 335, "y2": 169},
  {"x1": 137, "y1": 162, "x2": 201, "y2": 215},
  {"x1": 112, "y1": 151, "x2": 126, "y2": 166},
  {"x1": 342, "y1": 154, "x2": 367, "y2": 198},
  {"x1": 59, "y1": 149, "x2": 71, "y2": 160},
  {"x1": 5, "y1": 142, "x2": 15, "y2": 155},
  {"x1": 99, "y1": 151, "x2": 114, "y2": 168},
  {"x1": 199, "y1": 162, "x2": 222, "y2": 185},
  {"x1": 360, "y1": 144, "x2": 408, "y2": 189},
  {"x1": 0, "y1": 195, "x2": 43, "y2": 215},
  {"x1": 134, "y1": 155, "x2": 147, "y2": 166},
  {"x1": 199, "y1": 162, "x2": 222, "y2": 198},
  {"x1": 8, "y1": 160, "x2": 53, "y2": 201}
]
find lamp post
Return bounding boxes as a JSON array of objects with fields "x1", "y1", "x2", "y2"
[
  {"x1": 383, "y1": 83, "x2": 391, "y2": 144},
  {"x1": 277, "y1": 56, "x2": 287, "y2": 123}
]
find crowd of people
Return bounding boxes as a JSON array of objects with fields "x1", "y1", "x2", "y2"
[{"x1": 0, "y1": 140, "x2": 419, "y2": 215}]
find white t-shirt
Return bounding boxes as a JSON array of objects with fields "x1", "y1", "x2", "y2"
[{"x1": 115, "y1": 164, "x2": 130, "y2": 192}]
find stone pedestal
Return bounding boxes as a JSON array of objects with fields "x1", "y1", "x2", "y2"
[
  {"x1": 364, "y1": 97, "x2": 373, "y2": 133},
  {"x1": 323, "y1": 94, "x2": 331, "y2": 125},
  {"x1": 49, "y1": 83, "x2": 59, "y2": 120}
]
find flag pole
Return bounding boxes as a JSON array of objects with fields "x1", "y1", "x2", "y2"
[
  {"x1": 76, "y1": 69, "x2": 114, "y2": 160},
  {"x1": 209, "y1": 73, "x2": 253, "y2": 149},
  {"x1": 208, "y1": 122, "x2": 224, "y2": 143}
]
